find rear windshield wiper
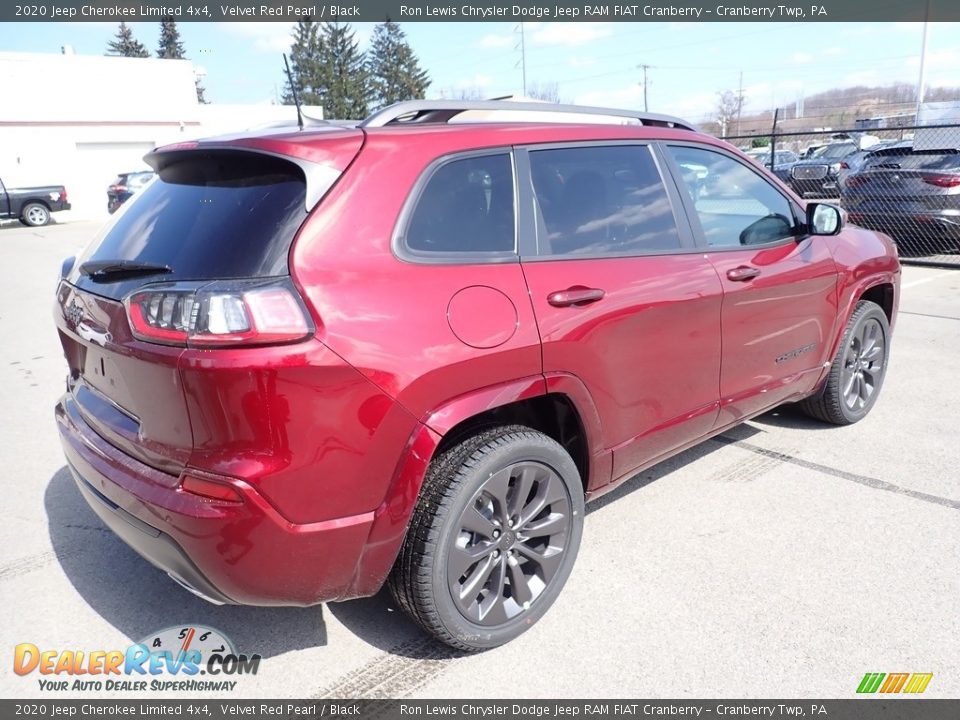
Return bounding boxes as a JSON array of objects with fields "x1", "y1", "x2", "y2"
[{"x1": 79, "y1": 260, "x2": 172, "y2": 281}]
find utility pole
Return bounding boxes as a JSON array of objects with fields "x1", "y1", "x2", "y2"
[
  {"x1": 915, "y1": 0, "x2": 931, "y2": 123},
  {"x1": 638, "y1": 64, "x2": 653, "y2": 111},
  {"x1": 736, "y1": 71, "x2": 743, "y2": 135},
  {"x1": 515, "y1": 23, "x2": 527, "y2": 96}
]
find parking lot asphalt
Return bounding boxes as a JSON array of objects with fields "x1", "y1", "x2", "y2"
[{"x1": 1, "y1": 219, "x2": 957, "y2": 700}]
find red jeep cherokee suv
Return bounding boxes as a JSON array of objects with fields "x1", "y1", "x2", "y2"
[{"x1": 54, "y1": 101, "x2": 899, "y2": 650}]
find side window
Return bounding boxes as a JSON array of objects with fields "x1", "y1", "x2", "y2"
[
  {"x1": 667, "y1": 145, "x2": 798, "y2": 248},
  {"x1": 405, "y1": 153, "x2": 515, "y2": 254},
  {"x1": 529, "y1": 145, "x2": 681, "y2": 257}
]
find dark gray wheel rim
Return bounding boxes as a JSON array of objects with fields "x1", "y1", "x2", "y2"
[
  {"x1": 841, "y1": 317, "x2": 885, "y2": 411},
  {"x1": 447, "y1": 461, "x2": 572, "y2": 627},
  {"x1": 26, "y1": 206, "x2": 47, "y2": 225}
]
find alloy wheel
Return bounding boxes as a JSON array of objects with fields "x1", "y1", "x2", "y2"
[
  {"x1": 447, "y1": 461, "x2": 572, "y2": 627},
  {"x1": 841, "y1": 317, "x2": 885, "y2": 411}
]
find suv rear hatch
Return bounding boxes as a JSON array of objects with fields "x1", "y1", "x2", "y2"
[{"x1": 54, "y1": 131, "x2": 363, "y2": 475}]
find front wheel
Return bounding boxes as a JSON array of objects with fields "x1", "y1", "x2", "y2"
[
  {"x1": 389, "y1": 425, "x2": 584, "y2": 651},
  {"x1": 799, "y1": 300, "x2": 890, "y2": 425},
  {"x1": 21, "y1": 203, "x2": 51, "y2": 227}
]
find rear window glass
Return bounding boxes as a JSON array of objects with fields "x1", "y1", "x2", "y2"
[
  {"x1": 864, "y1": 149, "x2": 960, "y2": 171},
  {"x1": 813, "y1": 144, "x2": 857, "y2": 159},
  {"x1": 81, "y1": 151, "x2": 307, "y2": 280}
]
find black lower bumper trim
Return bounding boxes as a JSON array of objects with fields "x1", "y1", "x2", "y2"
[{"x1": 69, "y1": 464, "x2": 235, "y2": 606}]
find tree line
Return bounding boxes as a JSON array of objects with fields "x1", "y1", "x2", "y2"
[
  {"x1": 283, "y1": 20, "x2": 429, "y2": 119},
  {"x1": 102, "y1": 20, "x2": 429, "y2": 118}
]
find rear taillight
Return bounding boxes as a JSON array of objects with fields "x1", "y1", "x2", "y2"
[
  {"x1": 59, "y1": 189, "x2": 68, "y2": 203},
  {"x1": 922, "y1": 175, "x2": 960, "y2": 188},
  {"x1": 124, "y1": 278, "x2": 313, "y2": 348},
  {"x1": 840, "y1": 161, "x2": 850, "y2": 169}
]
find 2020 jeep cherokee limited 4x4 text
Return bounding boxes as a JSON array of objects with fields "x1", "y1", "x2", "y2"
[{"x1": 54, "y1": 101, "x2": 900, "y2": 650}]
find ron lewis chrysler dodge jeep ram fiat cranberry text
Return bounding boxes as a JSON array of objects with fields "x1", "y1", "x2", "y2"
[{"x1": 54, "y1": 101, "x2": 899, "y2": 650}]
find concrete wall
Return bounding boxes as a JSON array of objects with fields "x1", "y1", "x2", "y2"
[{"x1": 0, "y1": 52, "x2": 321, "y2": 219}]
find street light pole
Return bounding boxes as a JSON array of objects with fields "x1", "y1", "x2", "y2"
[
  {"x1": 915, "y1": 0, "x2": 931, "y2": 123},
  {"x1": 638, "y1": 64, "x2": 652, "y2": 111}
]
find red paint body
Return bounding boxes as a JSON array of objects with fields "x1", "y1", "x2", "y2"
[{"x1": 54, "y1": 121, "x2": 900, "y2": 606}]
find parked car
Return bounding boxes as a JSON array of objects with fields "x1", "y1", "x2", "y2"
[
  {"x1": 837, "y1": 140, "x2": 907, "y2": 190},
  {"x1": 53, "y1": 100, "x2": 900, "y2": 651},
  {"x1": 107, "y1": 171, "x2": 155, "y2": 214},
  {"x1": 746, "y1": 148, "x2": 800, "y2": 182},
  {"x1": 788, "y1": 141, "x2": 859, "y2": 197},
  {"x1": 842, "y1": 144, "x2": 960, "y2": 255},
  {"x1": 800, "y1": 144, "x2": 826, "y2": 159},
  {"x1": 0, "y1": 177, "x2": 70, "y2": 226}
]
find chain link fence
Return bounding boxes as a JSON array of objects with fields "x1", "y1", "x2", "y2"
[{"x1": 722, "y1": 123, "x2": 960, "y2": 267}]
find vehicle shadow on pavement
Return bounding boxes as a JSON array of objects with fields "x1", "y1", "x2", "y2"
[
  {"x1": 45, "y1": 466, "x2": 328, "y2": 658},
  {"x1": 327, "y1": 591, "x2": 461, "y2": 660},
  {"x1": 585, "y1": 422, "x2": 764, "y2": 515},
  {"x1": 751, "y1": 405, "x2": 839, "y2": 431}
]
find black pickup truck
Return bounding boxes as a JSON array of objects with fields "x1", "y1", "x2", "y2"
[{"x1": 0, "y1": 177, "x2": 71, "y2": 226}]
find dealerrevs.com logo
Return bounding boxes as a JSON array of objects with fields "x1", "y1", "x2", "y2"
[
  {"x1": 13, "y1": 625, "x2": 260, "y2": 693},
  {"x1": 857, "y1": 672, "x2": 934, "y2": 694}
]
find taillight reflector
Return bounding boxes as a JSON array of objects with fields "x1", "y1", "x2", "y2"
[{"x1": 180, "y1": 474, "x2": 244, "y2": 503}]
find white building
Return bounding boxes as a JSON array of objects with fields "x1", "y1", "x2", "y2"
[{"x1": 0, "y1": 51, "x2": 318, "y2": 218}]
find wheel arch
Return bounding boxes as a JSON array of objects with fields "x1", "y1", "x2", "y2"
[
  {"x1": 828, "y1": 274, "x2": 898, "y2": 363},
  {"x1": 22, "y1": 198, "x2": 52, "y2": 213},
  {"x1": 343, "y1": 375, "x2": 609, "y2": 599}
]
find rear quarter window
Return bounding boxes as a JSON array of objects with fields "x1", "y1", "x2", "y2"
[{"x1": 401, "y1": 153, "x2": 516, "y2": 257}]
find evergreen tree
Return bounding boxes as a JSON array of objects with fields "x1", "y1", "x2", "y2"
[
  {"x1": 282, "y1": 20, "x2": 327, "y2": 107},
  {"x1": 156, "y1": 18, "x2": 185, "y2": 59},
  {"x1": 155, "y1": 18, "x2": 207, "y2": 104},
  {"x1": 367, "y1": 21, "x2": 430, "y2": 110},
  {"x1": 105, "y1": 22, "x2": 150, "y2": 58},
  {"x1": 317, "y1": 22, "x2": 369, "y2": 120}
]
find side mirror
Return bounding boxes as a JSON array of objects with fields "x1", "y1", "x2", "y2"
[{"x1": 807, "y1": 203, "x2": 843, "y2": 236}]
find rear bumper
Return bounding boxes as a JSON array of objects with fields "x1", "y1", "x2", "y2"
[{"x1": 56, "y1": 393, "x2": 377, "y2": 606}]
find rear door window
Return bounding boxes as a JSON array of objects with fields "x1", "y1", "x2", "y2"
[
  {"x1": 528, "y1": 145, "x2": 681, "y2": 257},
  {"x1": 77, "y1": 150, "x2": 307, "y2": 284}
]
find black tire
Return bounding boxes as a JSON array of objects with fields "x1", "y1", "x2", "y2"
[
  {"x1": 389, "y1": 425, "x2": 584, "y2": 651},
  {"x1": 21, "y1": 202, "x2": 51, "y2": 227},
  {"x1": 799, "y1": 300, "x2": 890, "y2": 425}
]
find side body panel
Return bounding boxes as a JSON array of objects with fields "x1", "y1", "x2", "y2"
[{"x1": 706, "y1": 238, "x2": 840, "y2": 425}]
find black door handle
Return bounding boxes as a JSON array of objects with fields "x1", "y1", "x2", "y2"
[{"x1": 547, "y1": 287, "x2": 606, "y2": 307}]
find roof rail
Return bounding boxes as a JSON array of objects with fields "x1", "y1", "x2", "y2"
[{"x1": 360, "y1": 100, "x2": 699, "y2": 132}]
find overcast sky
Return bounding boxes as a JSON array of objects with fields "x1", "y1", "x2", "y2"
[{"x1": 1, "y1": 21, "x2": 957, "y2": 122}]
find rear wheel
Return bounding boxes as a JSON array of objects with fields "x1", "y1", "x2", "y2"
[
  {"x1": 389, "y1": 425, "x2": 584, "y2": 651},
  {"x1": 21, "y1": 203, "x2": 51, "y2": 227},
  {"x1": 799, "y1": 300, "x2": 890, "y2": 425}
]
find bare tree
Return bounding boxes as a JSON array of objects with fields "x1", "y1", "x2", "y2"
[
  {"x1": 715, "y1": 89, "x2": 745, "y2": 137},
  {"x1": 526, "y1": 81, "x2": 560, "y2": 103},
  {"x1": 439, "y1": 86, "x2": 486, "y2": 100}
]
